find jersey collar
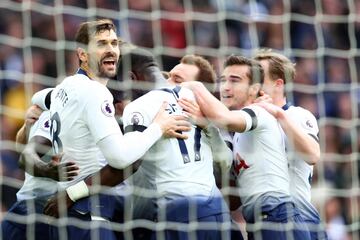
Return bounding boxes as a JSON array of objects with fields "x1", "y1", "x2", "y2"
[
  {"x1": 76, "y1": 68, "x2": 91, "y2": 79},
  {"x1": 282, "y1": 102, "x2": 292, "y2": 110}
]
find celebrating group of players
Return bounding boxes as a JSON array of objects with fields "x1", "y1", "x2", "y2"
[{"x1": 1, "y1": 19, "x2": 327, "y2": 240}]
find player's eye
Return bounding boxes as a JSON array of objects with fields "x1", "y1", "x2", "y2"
[
  {"x1": 219, "y1": 77, "x2": 226, "y2": 83},
  {"x1": 112, "y1": 41, "x2": 118, "y2": 47},
  {"x1": 174, "y1": 76, "x2": 183, "y2": 83},
  {"x1": 97, "y1": 41, "x2": 106, "y2": 47}
]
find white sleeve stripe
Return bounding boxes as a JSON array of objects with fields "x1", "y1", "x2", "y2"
[{"x1": 241, "y1": 108, "x2": 258, "y2": 131}]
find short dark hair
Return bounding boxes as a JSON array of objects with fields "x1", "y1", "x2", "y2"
[
  {"x1": 75, "y1": 19, "x2": 116, "y2": 46},
  {"x1": 109, "y1": 44, "x2": 159, "y2": 102},
  {"x1": 75, "y1": 19, "x2": 117, "y2": 66},
  {"x1": 224, "y1": 55, "x2": 264, "y2": 85}
]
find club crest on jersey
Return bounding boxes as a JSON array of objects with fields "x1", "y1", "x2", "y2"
[
  {"x1": 130, "y1": 112, "x2": 144, "y2": 125},
  {"x1": 232, "y1": 153, "x2": 250, "y2": 176},
  {"x1": 101, "y1": 100, "x2": 114, "y2": 117}
]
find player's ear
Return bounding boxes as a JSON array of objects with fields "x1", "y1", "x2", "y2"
[
  {"x1": 275, "y1": 78, "x2": 284, "y2": 87},
  {"x1": 77, "y1": 47, "x2": 88, "y2": 63}
]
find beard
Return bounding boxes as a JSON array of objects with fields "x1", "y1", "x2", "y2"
[
  {"x1": 97, "y1": 62, "x2": 116, "y2": 78},
  {"x1": 92, "y1": 52, "x2": 118, "y2": 78}
]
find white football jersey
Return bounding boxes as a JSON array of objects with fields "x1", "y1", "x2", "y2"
[
  {"x1": 232, "y1": 105, "x2": 290, "y2": 219},
  {"x1": 284, "y1": 105, "x2": 320, "y2": 220},
  {"x1": 122, "y1": 86, "x2": 217, "y2": 197},
  {"x1": 16, "y1": 111, "x2": 58, "y2": 200},
  {"x1": 50, "y1": 71, "x2": 120, "y2": 189}
]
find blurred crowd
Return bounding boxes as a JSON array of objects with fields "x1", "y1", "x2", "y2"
[{"x1": 0, "y1": 0, "x2": 359, "y2": 239}]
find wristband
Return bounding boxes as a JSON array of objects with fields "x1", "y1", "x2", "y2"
[{"x1": 66, "y1": 180, "x2": 89, "y2": 202}]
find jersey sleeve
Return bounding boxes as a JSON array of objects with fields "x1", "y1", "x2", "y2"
[
  {"x1": 83, "y1": 85, "x2": 121, "y2": 143},
  {"x1": 29, "y1": 111, "x2": 51, "y2": 140},
  {"x1": 122, "y1": 96, "x2": 154, "y2": 133},
  {"x1": 236, "y1": 105, "x2": 275, "y2": 133},
  {"x1": 31, "y1": 88, "x2": 54, "y2": 110},
  {"x1": 288, "y1": 107, "x2": 319, "y2": 142},
  {"x1": 232, "y1": 105, "x2": 260, "y2": 132}
]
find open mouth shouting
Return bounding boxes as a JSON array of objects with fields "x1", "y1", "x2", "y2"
[{"x1": 102, "y1": 58, "x2": 116, "y2": 69}]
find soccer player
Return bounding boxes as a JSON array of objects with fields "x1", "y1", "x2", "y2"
[
  {"x1": 254, "y1": 49, "x2": 327, "y2": 239},
  {"x1": 168, "y1": 54, "x2": 217, "y2": 93},
  {"x1": 30, "y1": 19, "x2": 190, "y2": 239},
  {"x1": 121, "y1": 56, "x2": 233, "y2": 239},
  {"x1": 180, "y1": 55, "x2": 311, "y2": 240},
  {"x1": 1, "y1": 107, "x2": 78, "y2": 240}
]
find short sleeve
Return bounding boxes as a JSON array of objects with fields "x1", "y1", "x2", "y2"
[
  {"x1": 122, "y1": 97, "x2": 153, "y2": 133},
  {"x1": 287, "y1": 107, "x2": 319, "y2": 141},
  {"x1": 237, "y1": 105, "x2": 275, "y2": 133},
  {"x1": 29, "y1": 111, "x2": 51, "y2": 140},
  {"x1": 83, "y1": 85, "x2": 121, "y2": 143}
]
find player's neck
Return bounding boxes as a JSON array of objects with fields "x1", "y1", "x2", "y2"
[
  {"x1": 273, "y1": 96, "x2": 287, "y2": 108},
  {"x1": 80, "y1": 64, "x2": 108, "y2": 85}
]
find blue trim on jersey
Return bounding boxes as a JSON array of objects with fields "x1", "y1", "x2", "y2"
[
  {"x1": 282, "y1": 102, "x2": 292, "y2": 110},
  {"x1": 178, "y1": 137, "x2": 191, "y2": 164},
  {"x1": 194, "y1": 127, "x2": 202, "y2": 161},
  {"x1": 172, "y1": 85, "x2": 181, "y2": 98},
  {"x1": 158, "y1": 86, "x2": 192, "y2": 164},
  {"x1": 124, "y1": 124, "x2": 147, "y2": 133},
  {"x1": 159, "y1": 87, "x2": 180, "y2": 100},
  {"x1": 76, "y1": 68, "x2": 90, "y2": 78}
]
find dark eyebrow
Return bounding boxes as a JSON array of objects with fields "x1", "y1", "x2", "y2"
[
  {"x1": 228, "y1": 74, "x2": 242, "y2": 80},
  {"x1": 220, "y1": 75, "x2": 242, "y2": 81},
  {"x1": 97, "y1": 40, "x2": 107, "y2": 44}
]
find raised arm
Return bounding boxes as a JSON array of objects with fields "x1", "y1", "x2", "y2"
[{"x1": 181, "y1": 81, "x2": 249, "y2": 133}]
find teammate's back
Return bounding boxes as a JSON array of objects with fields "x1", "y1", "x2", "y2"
[{"x1": 123, "y1": 86, "x2": 216, "y2": 197}]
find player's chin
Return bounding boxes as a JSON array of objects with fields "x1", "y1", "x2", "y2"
[
  {"x1": 100, "y1": 69, "x2": 117, "y2": 79},
  {"x1": 221, "y1": 98, "x2": 232, "y2": 108}
]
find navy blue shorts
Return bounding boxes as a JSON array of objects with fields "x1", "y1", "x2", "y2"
[
  {"x1": 150, "y1": 196, "x2": 232, "y2": 240},
  {"x1": 305, "y1": 219, "x2": 328, "y2": 240},
  {"x1": 1, "y1": 198, "x2": 51, "y2": 240},
  {"x1": 246, "y1": 202, "x2": 311, "y2": 240},
  {"x1": 49, "y1": 193, "x2": 120, "y2": 240}
]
